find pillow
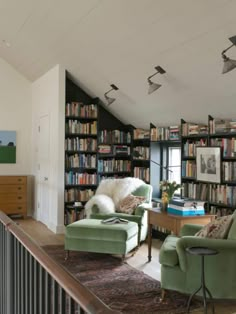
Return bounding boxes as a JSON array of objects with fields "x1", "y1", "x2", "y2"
[
  {"x1": 117, "y1": 194, "x2": 146, "y2": 215},
  {"x1": 195, "y1": 215, "x2": 233, "y2": 239}
]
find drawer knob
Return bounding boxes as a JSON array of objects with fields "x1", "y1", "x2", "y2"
[{"x1": 18, "y1": 197, "x2": 22, "y2": 200}]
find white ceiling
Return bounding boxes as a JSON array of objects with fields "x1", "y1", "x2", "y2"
[{"x1": 1, "y1": 0, "x2": 236, "y2": 128}]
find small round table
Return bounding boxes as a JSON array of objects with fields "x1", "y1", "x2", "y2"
[{"x1": 186, "y1": 246, "x2": 218, "y2": 314}]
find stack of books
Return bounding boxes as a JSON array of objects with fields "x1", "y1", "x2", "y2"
[{"x1": 167, "y1": 198, "x2": 205, "y2": 216}]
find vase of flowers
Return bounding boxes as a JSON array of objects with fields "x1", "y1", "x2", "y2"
[{"x1": 160, "y1": 180, "x2": 182, "y2": 212}]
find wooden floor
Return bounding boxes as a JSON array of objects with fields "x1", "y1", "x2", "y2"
[{"x1": 17, "y1": 217, "x2": 236, "y2": 314}]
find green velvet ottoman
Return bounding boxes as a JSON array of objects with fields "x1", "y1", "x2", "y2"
[{"x1": 65, "y1": 219, "x2": 138, "y2": 258}]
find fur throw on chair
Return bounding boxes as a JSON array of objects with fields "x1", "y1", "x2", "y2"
[{"x1": 85, "y1": 177, "x2": 145, "y2": 218}]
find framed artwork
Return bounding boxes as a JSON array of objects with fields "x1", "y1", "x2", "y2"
[
  {"x1": 0, "y1": 130, "x2": 16, "y2": 163},
  {"x1": 196, "y1": 146, "x2": 221, "y2": 183}
]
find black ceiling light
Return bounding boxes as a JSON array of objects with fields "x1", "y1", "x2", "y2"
[
  {"x1": 147, "y1": 65, "x2": 166, "y2": 94},
  {"x1": 222, "y1": 35, "x2": 236, "y2": 74},
  {"x1": 104, "y1": 84, "x2": 119, "y2": 106}
]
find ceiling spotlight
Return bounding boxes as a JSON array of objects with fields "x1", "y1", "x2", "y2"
[
  {"x1": 104, "y1": 84, "x2": 119, "y2": 106},
  {"x1": 147, "y1": 66, "x2": 166, "y2": 94},
  {"x1": 221, "y1": 35, "x2": 236, "y2": 74}
]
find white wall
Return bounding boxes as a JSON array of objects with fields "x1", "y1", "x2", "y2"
[
  {"x1": 32, "y1": 64, "x2": 65, "y2": 233},
  {"x1": 0, "y1": 57, "x2": 32, "y2": 175}
]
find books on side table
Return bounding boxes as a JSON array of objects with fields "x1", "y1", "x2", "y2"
[
  {"x1": 167, "y1": 198, "x2": 205, "y2": 216},
  {"x1": 101, "y1": 217, "x2": 129, "y2": 224}
]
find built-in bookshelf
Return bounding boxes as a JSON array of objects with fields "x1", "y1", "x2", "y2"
[
  {"x1": 207, "y1": 115, "x2": 236, "y2": 216},
  {"x1": 97, "y1": 129, "x2": 132, "y2": 183},
  {"x1": 64, "y1": 101, "x2": 98, "y2": 224},
  {"x1": 132, "y1": 128, "x2": 150, "y2": 183},
  {"x1": 180, "y1": 118, "x2": 209, "y2": 203},
  {"x1": 181, "y1": 115, "x2": 236, "y2": 217}
]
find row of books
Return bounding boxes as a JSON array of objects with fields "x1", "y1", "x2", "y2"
[
  {"x1": 209, "y1": 118, "x2": 236, "y2": 134},
  {"x1": 208, "y1": 184, "x2": 236, "y2": 206},
  {"x1": 65, "y1": 102, "x2": 97, "y2": 118},
  {"x1": 222, "y1": 162, "x2": 236, "y2": 181},
  {"x1": 65, "y1": 120, "x2": 97, "y2": 135},
  {"x1": 98, "y1": 130, "x2": 131, "y2": 144},
  {"x1": 65, "y1": 188, "x2": 95, "y2": 202},
  {"x1": 97, "y1": 160, "x2": 131, "y2": 173},
  {"x1": 182, "y1": 182, "x2": 208, "y2": 200},
  {"x1": 133, "y1": 167, "x2": 150, "y2": 182},
  {"x1": 98, "y1": 144, "x2": 130, "y2": 155},
  {"x1": 133, "y1": 128, "x2": 150, "y2": 140},
  {"x1": 182, "y1": 139, "x2": 207, "y2": 157},
  {"x1": 150, "y1": 125, "x2": 180, "y2": 141},
  {"x1": 182, "y1": 122, "x2": 208, "y2": 136},
  {"x1": 64, "y1": 208, "x2": 85, "y2": 225},
  {"x1": 65, "y1": 154, "x2": 96, "y2": 168},
  {"x1": 65, "y1": 172, "x2": 97, "y2": 185},
  {"x1": 181, "y1": 160, "x2": 196, "y2": 178},
  {"x1": 211, "y1": 138, "x2": 236, "y2": 157},
  {"x1": 65, "y1": 137, "x2": 97, "y2": 152},
  {"x1": 133, "y1": 146, "x2": 150, "y2": 160}
]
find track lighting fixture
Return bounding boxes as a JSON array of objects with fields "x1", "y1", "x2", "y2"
[
  {"x1": 104, "y1": 84, "x2": 119, "y2": 106},
  {"x1": 221, "y1": 35, "x2": 236, "y2": 74},
  {"x1": 147, "y1": 65, "x2": 166, "y2": 94}
]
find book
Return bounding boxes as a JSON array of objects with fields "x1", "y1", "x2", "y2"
[
  {"x1": 169, "y1": 198, "x2": 205, "y2": 208},
  {"x1": 101, "y1": 217, "x2": 129, "y2": 224}
]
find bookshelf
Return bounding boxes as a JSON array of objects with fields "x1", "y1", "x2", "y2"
[
  {"x1": 180, "y1": 115, "x2": 236, "y2": 217},
  {"x1": 207, "y1": 115, "x2": 236, "y2": 216},
  {"x1": 64, "y1": 78, "x2": 99, "y2": 224},
  {"x1": 180, "y1": 119, "x2": 209, "y2": 202},
  {"x1": 97, "y1": 128, "x2": 132, "y2": 182},
  {"x1": 132, "y1": 128, "x2": 150, "y2": 183}
]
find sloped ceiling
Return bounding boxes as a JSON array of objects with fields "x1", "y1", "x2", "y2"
[{"x1": 1, "y1": 0, "x2": 236, "y2": 128}]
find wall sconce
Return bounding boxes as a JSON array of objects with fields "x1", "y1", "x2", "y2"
[
  {"x1": 104, "y1": 84, "x2": 119, "y2": 106},
  {"x1": 222, "y1": 35, "x2": 236, "y2": 74},
  {"x1": 147, "y1": 65, "x2": 166, "y2": 94}
]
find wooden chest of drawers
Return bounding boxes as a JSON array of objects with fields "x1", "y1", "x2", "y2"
[{"x1": 0, "y1": 176, "x2": 27, "y2": 218}]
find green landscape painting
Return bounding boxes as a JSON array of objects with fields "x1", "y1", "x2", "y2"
[{"x1": 0, "y1": 131, "x2": 16, "y2": 163}]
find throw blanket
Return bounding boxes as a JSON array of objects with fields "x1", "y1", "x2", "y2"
[{"x1": 85, "y1": 177, "x2": 145, "y2": 218}]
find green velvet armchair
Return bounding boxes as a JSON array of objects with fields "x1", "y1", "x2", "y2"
[
  {"x1": 159, "y1": 210, "x2": 236, "y2": 299},
  {"x1": 89, "y1": 183, "x2": 153, "y2": 243}
]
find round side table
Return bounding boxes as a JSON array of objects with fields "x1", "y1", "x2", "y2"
[{"x1": 186, "y1": 246, "x2": 218, "y2": 314}]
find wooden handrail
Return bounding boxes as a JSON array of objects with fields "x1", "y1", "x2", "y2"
[{"x1": 0, "y1": 211, "x2": 119, "y2": 314}]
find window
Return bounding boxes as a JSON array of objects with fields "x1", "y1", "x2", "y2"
[{"x1": 168, "y1": 147, "x2": 181, "y2": 193}]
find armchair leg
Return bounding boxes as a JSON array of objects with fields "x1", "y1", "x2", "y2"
[{"x1": 160, "y1": 289, "x2": 166, "y2": 302}]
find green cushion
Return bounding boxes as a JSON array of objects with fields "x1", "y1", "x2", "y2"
[
  {"x1": 66, "y1": 219, "x2": 138, "y2": 242},
  {"x1": 159, "y1": 235, "x2": 179, "y2": 267}
]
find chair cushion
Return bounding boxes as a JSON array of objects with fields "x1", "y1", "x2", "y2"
[
  {"x1": 159, "y1": 235, "x2": 179, "y2": 267},
  {"x1": 195, "y1": 215, "x2": 233, "y2": 239},
  {"x1": 132, "y1": 184, "x2": 151, "y2": 203},
  {"x1": 66, "y1": 219, "x2": 138, "y2": 242}
]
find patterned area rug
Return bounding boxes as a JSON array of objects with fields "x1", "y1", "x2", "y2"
[{"x1": 42, "y1": 245, "x2": 201, "y2": 313}]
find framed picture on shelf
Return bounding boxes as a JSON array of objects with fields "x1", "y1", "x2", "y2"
[{"x1": 196, "y1": 146, "x2": 221, "y2": 183}]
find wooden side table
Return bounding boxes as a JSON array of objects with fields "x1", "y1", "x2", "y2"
[{"x1": 147, "y1": 208, "x2": 215, "y2": 262}]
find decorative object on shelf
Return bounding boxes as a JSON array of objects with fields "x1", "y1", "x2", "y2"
[
  {"x1": 147, "y1": 65, "x2": 166, "y2": 94},
  {"x1": 160, "y1": 180, "x2": 182, "y2": 212},
  {"x1": 221, "y1": 35, "x2": 236, "y2": 74},
  {"x1": 196, "y1": 146, "x2": 221, "y2": 183},
  {"x1": 104, "y1": 84, "x2": 119, "y2": 106}
]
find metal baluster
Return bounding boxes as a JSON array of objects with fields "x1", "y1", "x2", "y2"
[
  {"x1": 45, "y1": 272, "x2": 51, "y2": 314},
  {"x1": 52, "y1": 280, "x2": 59, "y2": 314}
]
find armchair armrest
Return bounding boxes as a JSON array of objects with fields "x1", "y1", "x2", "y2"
[
  {"x1": 180, "y1": 224, "x2": 204, "y2": 237},
  {"x1": 176, "y1": 236, "x2": 236, "y2": 272}
]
